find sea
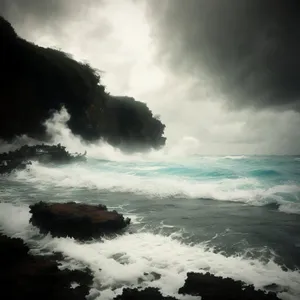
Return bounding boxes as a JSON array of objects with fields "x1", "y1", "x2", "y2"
[{"x1": 0, "y1": 112, "x2": 300, "y2": 300}]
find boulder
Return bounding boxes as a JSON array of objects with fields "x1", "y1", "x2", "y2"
[
  {"x1": 30, "y1": 201, "x2": 131, "y2": 240},
  {"x1": 114, "y1": 287, "x2": 178, "y2": 300},
  {"x1": 178, "y1": 272, "x2": 280, "y2": 300},
  {"x1": 0, "y1": 233, "x2": 92, "y2": 300}
]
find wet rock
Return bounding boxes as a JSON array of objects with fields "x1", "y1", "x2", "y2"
[
  {"x1": 138, "y1": 272, "x2": 162, "y2": 285},
  {"x1": 114, "y1": 287, "x2": 178, "y2": 300},
  {"x1": 179, "y1": 272, "x2": 280, "y2": 300},
  {"x1": 0, "y1": 233, "x2": 93, "y2": 300},
  {"x1": 0, "y1": 234, "x2": 29, "y2": 266},
  {"x1": 143, "y1": 272, "x2": 162, "y2": 281},
  {"x1": 0, "y1": 144, "x2": 86, "y2": 174},
  {"x1": 263, "y1": 283, "x2": 288, "y2": 293},
  {"x1": 29, "y1": 201, "x2": 131, "y2": 240}
]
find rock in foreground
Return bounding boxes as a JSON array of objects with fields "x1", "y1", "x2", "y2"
[
  {"x1": 114, "y1": 287, "x2": 178, "y2": 300},
  {"x1": 0, "y1": 233, "x2": 92, "y2": 300},
  {"x1": 179, "y1": 272, "x2": 280, "y2": 300},
  {"x1": 30, "y1": 202, "x2": 131, "y2": 239}
]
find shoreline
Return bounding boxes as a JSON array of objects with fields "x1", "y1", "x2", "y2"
[{"x1": 1, "y1": 201, "x2": 281, "y2": 300}]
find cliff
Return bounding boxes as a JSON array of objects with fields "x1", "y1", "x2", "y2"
[{"x1": 0, "y1": 16, "x2": 166, "y2": 150}]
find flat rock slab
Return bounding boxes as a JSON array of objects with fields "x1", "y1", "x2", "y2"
[
  {"x1": 179, "y1": 272, "x2": 280, "y2": 300},
  {"x1": 30, "y1": 201, "x2": 131, "y2": 240},
  {"x1": 0, "y1": 233, "x2": 92, "y2": 300}
]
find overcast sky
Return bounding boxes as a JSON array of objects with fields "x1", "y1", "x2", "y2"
[{"x1": 1, "y1": 0, "x2": 300, "y2": 154}]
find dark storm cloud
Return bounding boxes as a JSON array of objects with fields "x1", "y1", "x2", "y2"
[{"x1": 146, "y1": 0, "x2": 300, "y2": 111}]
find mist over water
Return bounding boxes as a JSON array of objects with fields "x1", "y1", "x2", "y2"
[{"x1": 1, "y1": 109, "x2": 300, "y2": 299}]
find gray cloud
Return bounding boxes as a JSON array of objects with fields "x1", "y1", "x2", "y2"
[
  {"x1": 2, "y1": 0, "x2": 300, "y2": 154},
  {"x1": 145, "y1": 0, "x2": 300, "y2": 111},
  {"x1": 0, "y1": 0, "x2": 68, "y2": 24},
  {"x1": 0, "y1": 0, "x2": 103, "y2": 36}
]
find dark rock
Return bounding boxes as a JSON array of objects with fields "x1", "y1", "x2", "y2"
[
  {"x1": 263, "y1": 283, "x2": 288, "y2": 293},
  {"x1": 179, "y1": 272, "x2": 280, "y2": 300},
  {"x1": 143, "y1": 272, "x2": 162, "y2": 281},
  {"x1": 0, "y1": 16, "x2": 166, "y2": 150},
  {"x1": 0, "y1": 144, "x2": 86, "y2": 174},
  {"x1": 0, "y1": 234, "x2": 29, "y2": 266},
  {"x1": 0, "y1": 233, "x2": 93, "y2": 300},
  {"x1": 138, "y1": 272, "x2": 162, "y2": 285},
  {"x1": 0, "y1": 16, "x2": 17, "y2": 40},
  {"x1": 29, "y1": 201, "x2": 131, "y2": 240},
  {"x1": 114, "y1": 287, "x2": 178, "y2": 300}
]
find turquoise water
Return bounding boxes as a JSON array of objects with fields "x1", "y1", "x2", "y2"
[
  {"x1": 1, "y1": 155, "x2": 300, "y2": 299},
  {"x1": 82, "y1": 155, "x2": 300, "y2": 210}
]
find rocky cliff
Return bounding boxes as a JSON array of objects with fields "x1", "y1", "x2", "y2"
[{"x1": 0, "y1": 16, "x2": 166, "y2": 150}]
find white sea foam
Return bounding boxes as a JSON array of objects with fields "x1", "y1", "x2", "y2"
[
  {"x1": 223, "y1": 155, "x2": 248, "y2": 160},
  {"x1": 278, "y1": 202, "x2": 300, "y2": 215},
  {"x1": 130, "y1": 166, "x2": 166, "y2": 171},
  {"x1": 33, "y1": 108, "x2": 213, "y2": 162},
  {"x1": 9, "y1": 161, "x2": 300, "y2": 214},
  {"x1": 0, "y1": 202, "x2": 299, "y2": 300}
]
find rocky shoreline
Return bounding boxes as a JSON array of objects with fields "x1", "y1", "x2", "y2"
[
  {"x1": 0, "y1": 144, "x2": 86, "y2": 174},
  {"x1": 1, "y1": 201, "x2": 281, "y2": 300},
  {"x1": 0, "y1": 233, "x2": 93, "y2": 300},
  {"x1": 178, "y1": 272, "x2": 280, "y2": 300}
]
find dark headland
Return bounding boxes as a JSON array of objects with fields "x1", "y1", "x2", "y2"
[{"x1": 0, "y1": 16, "x2": 166, "y2": 151}]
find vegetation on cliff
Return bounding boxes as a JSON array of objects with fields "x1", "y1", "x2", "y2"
[
  {"x1": 0, "y1": 144, "x2": 86, "y2": 174},
  {"x1": 0, "y1": 16, "x2": 166, "y2": 150}
]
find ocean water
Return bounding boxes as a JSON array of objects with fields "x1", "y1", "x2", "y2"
[
  {"x1": 1, "y1": 152, "x2": 300, "y2": 300},
  {"x1": 0, "y1": 110, "x2": 299, "y2": 299}
]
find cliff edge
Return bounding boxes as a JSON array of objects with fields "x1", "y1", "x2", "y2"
[{"x1": 0, "y1": 16, "x2": 166, "y2": 150}]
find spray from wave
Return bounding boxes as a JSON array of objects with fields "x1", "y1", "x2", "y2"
[
  {"x1": 43, "y1": 107, "x2": 203, "y2": 161},
  {"x1": 8, "y1": 160, "x2": 300, "y2": 215},
  {"x1": 1, "y1": 108, "x2": 300, "y2": 215}
]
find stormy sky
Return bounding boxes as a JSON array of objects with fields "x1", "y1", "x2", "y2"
[{"x1": 1, "y1": 0, "x2": 300, "y2": 154}]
